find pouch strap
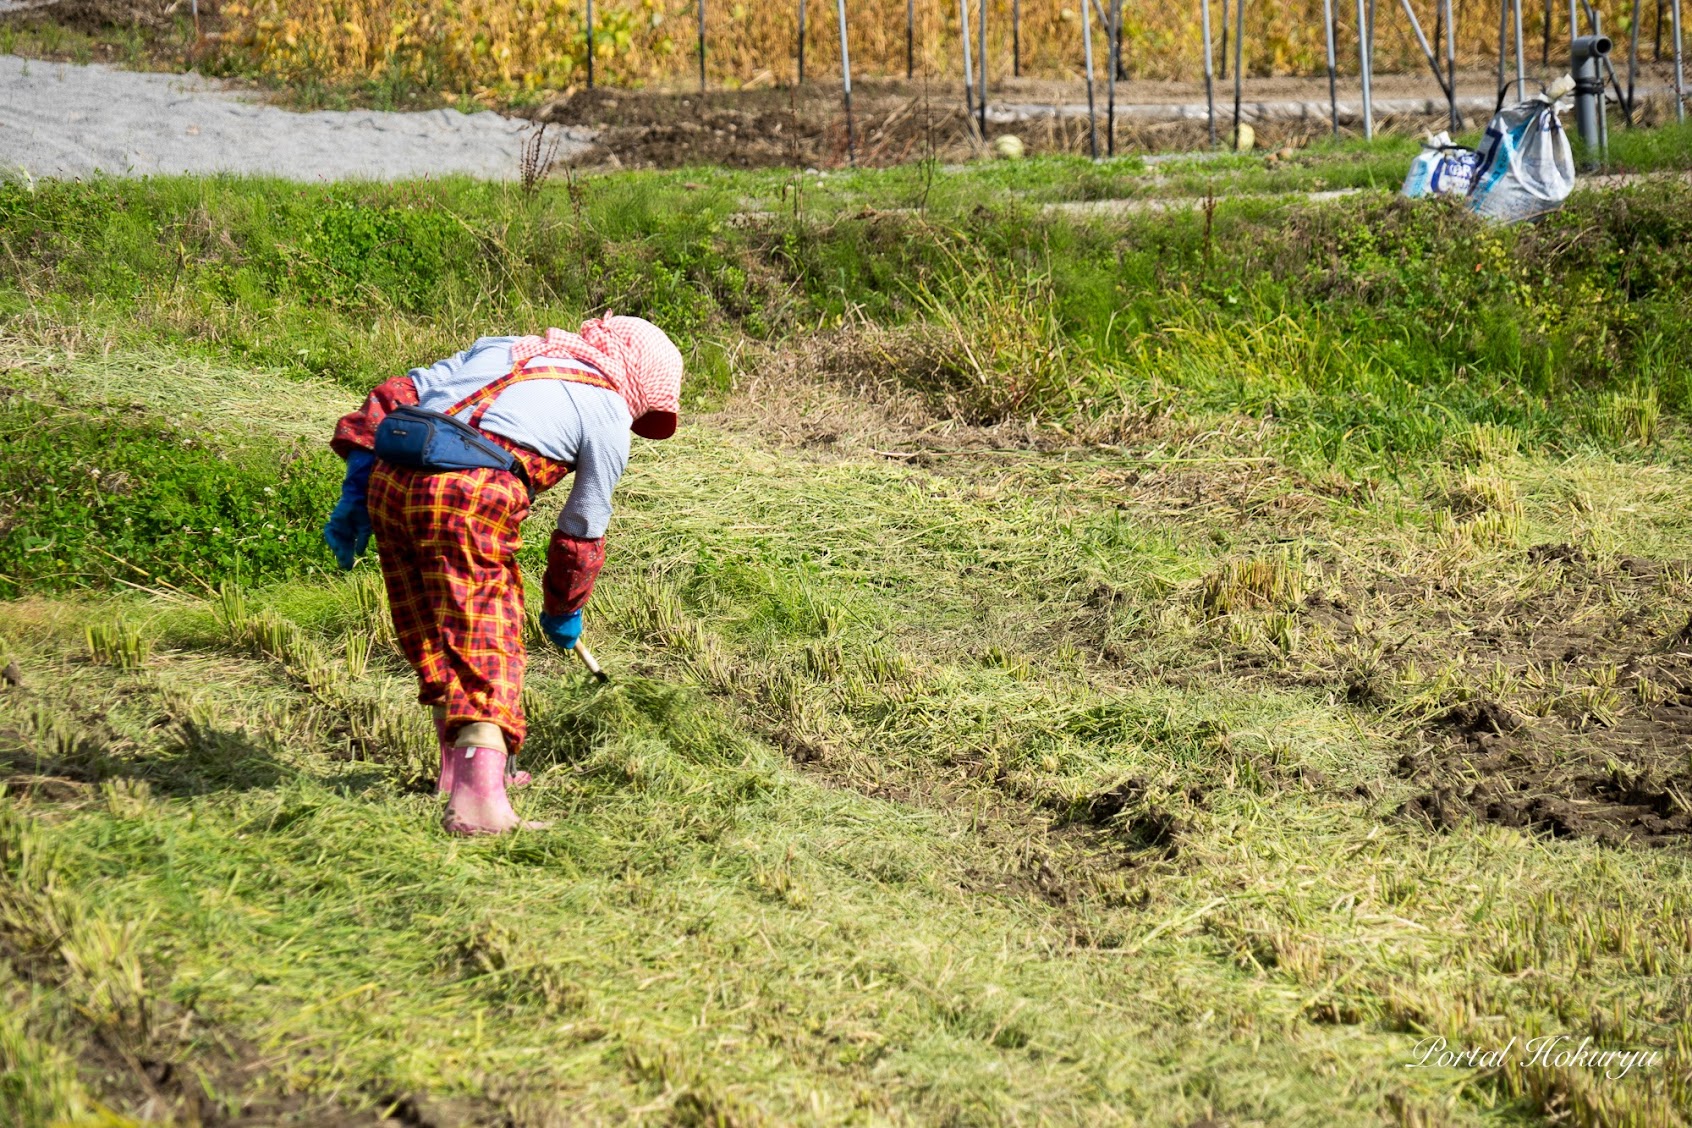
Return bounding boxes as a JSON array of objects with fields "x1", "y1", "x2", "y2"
[{"x1": 447, "y1": 360, "x2": 621, "y2": 429}]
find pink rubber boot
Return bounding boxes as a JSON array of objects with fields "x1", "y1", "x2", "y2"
[
  {"x1": 432, "y1": 713, "x2": 456, "y2": 797},
  {"x1": 436, "y1": 713, "x2": 528, "y2": 792},
  {"x1": 437, "y1": 740, "x2": 457, "y2": 796},
  {"x1": 442, "y1": 747, "x2": 550, "y2": 836}
]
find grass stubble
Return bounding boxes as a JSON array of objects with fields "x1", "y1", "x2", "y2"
[{"x1": 2, "y1": 151, "x2": 1692, "y2": 1125}]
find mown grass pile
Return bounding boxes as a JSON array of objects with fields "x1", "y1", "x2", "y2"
[{"x1": 5, "y1": 152, "x2": 1692, "y2": 1125}]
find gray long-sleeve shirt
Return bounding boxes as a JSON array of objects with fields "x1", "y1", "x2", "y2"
[{"x1": 408, "y1": 337, "x2": 631, "y2": 539}]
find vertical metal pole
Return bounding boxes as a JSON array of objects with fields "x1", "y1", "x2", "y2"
[
  {"x1": 1357, "y1": 0, "x2": 1375, "y2": 137},
  {"x1": 1595, "y1": 10, "x2": 1609, "y2": 159},
  {"x1": 1513, "y1": 0, "x2": 1526, "y2": 91},
  {"x1": 586, "y1": 0, "x2": 595, "y2": 89},
  {"x1": 798, "y1": 0, "x2": 807, "y2": 84},
  {"x1": 1221, "y1": 0, "x2": 1230, "y2": 77},
  {"x1": 1367, "y1": 0, "x2": 1379, "y2": 100},
  {"x1": 1544, "y1": 0, "x2": 1553, "y2": 66},
  {"x1": 1014, "y1": 0, "x2": 1022, "y2": 75},
  {"x1": 698, "y1": 0, "x2": 707, "y2": 94},
  {"x1": 977, "y1": 0, "x2": 988, "y2": 136},
  {"x1": 838, "y1": 0, "x2": 855, "y2": 164},
  {"x1": 1597, "y1": 12, "x2": 1610, "y2": 158},
  {"x1": 1323, "y1": 0, "x2": 1339, "y2": 135},
  {"x1": 1083, "y1": 0, "x2": 1100, "y2": 156},
  {"x1": 1107, "y1": 0, "x2": 1120, "y2": 154},
  {"x1": 1674, "y1": 0, "x2": 1688, "y2": 121},
  {"x1": 1627, "y1": 0, "x2": 1642, "y2": 116},
  {"x1": 960, "y1": 0, "x2": 976, "y2": 127},
  {"x1": 1203, "y1": 0, "x2": 1220, "y2": 145},
  {"x1": 908, "y1": 0, "x2": 916, "y2": 78},
  {"x1": 1443, "y1": 0, "x2": 1459, "y2": 128},
  {"x1": 1232, "y1": 0, "x2": 1245, "y2": 145},
  {"x1": 1498, "y1": 0, "x2": 1509, "y2": 97}
]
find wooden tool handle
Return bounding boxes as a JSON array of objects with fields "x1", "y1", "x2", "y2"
[{"x1": 572, "y1": 640, "x2": 610, "y2": 683}]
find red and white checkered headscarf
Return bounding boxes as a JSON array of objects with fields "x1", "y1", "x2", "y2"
[{"x1": 510, "y1": 315, "x2": 684, "y2": 440}]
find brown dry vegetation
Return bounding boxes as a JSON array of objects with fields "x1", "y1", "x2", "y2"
[
  {"x1": 9, "y1": 0, "x2": 1686, "y2": 114},
  {"x1": 203, "y1": 0, "x2": 1692, "y2": 97}
]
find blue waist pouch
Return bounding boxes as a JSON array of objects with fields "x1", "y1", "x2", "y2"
[{"x1": 374, "y1": 406, "x2": 526, "y2": 485}]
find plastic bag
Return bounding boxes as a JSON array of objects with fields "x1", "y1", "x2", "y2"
[
  {"x1": 1433, "y1": 148, "x2": 1480, "y2": 197},
  {"x1": 1469, "y1": 94, "x2": 1575, "y2": 223},
  {"x1": 1402, "y1": 133, "x2": 1480, "y2": 199},
  {"x1": 1402, "y1": 141, "x2": 1443, "y2": 198}
]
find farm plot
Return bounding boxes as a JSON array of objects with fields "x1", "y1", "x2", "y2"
[{"x1": 3, "y1": 161, "x2": 1692, "y2": 1124}]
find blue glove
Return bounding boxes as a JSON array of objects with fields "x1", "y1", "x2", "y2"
[
  {"x1": 538, "y1": 610, "x2": 583, "y2": 652},
  {"x1": 322, "y1": 449, "x2": 376, "y2": 571}
]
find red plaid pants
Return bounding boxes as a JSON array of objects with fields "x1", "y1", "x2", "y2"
[{"x1": 367, "y1": 462, "x2": 532, "y2": 754}]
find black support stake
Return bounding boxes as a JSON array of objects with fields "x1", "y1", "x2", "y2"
[
  {"x1": 1628, "y1": 0, "x2": 1642, "y2": 117},
  {"x1": 1014, "y1": 0, "x2": 1022, "y2": 75},
  {"x1": 1106, "y1": 0, "x2": 1120, "y2": 154},
  {"x1": 908, "y1": 0, "x2": 916, "y2": 78},
  {"x1": 1221, "y1": 0, "x2": 1230, "y2": 78}
]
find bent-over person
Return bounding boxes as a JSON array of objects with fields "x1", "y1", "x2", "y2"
[{"x1": 323, "y1": 317, "x2": 683, "y2": 835}]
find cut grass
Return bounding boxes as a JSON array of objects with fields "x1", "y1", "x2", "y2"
[
  {"x1": 7, "y1": 164, "x2": 1692, "y2": 1124},
  {"x1": 6, "y1": 314, "x2": 1692, "y2": 1122},
  {"x1": 7, "y1": 570, "x2": 1691, "y2": 1125}
]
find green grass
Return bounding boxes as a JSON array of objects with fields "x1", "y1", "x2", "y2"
[
  {"x1": 0, "y1": 17, "x2": 156, "y2": 72},
  {"x1": 5, "y1": 157, "x2": 1692, "y2": 477},
  {"x1": 7, "y1": 156, "x2": 1692, "y2": 1124},
  {"x1": 6, "y1": 338, "x2": 1692, "y2": 1124},
  {"x1": 0, "y1": 375, "x2": 339, "y2": 594}
]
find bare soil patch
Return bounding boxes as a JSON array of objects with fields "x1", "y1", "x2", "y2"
[
  {"x1": 711, "y1": 329, "x2": 1190, "y2": 459},
  {"x1": 1390, "y1": 551, "x2": 1692, "y2": 847},
  {"x1": 536, "y1": 75, "x2": 1475, "y2": 168},
  {"x1": 1401, "y1": 693, "x2": 1692, "y2": 847}
]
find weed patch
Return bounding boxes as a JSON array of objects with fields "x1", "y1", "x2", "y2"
[{"x1": 0, "y1": 385, "x2": 338, "y2": 595}]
